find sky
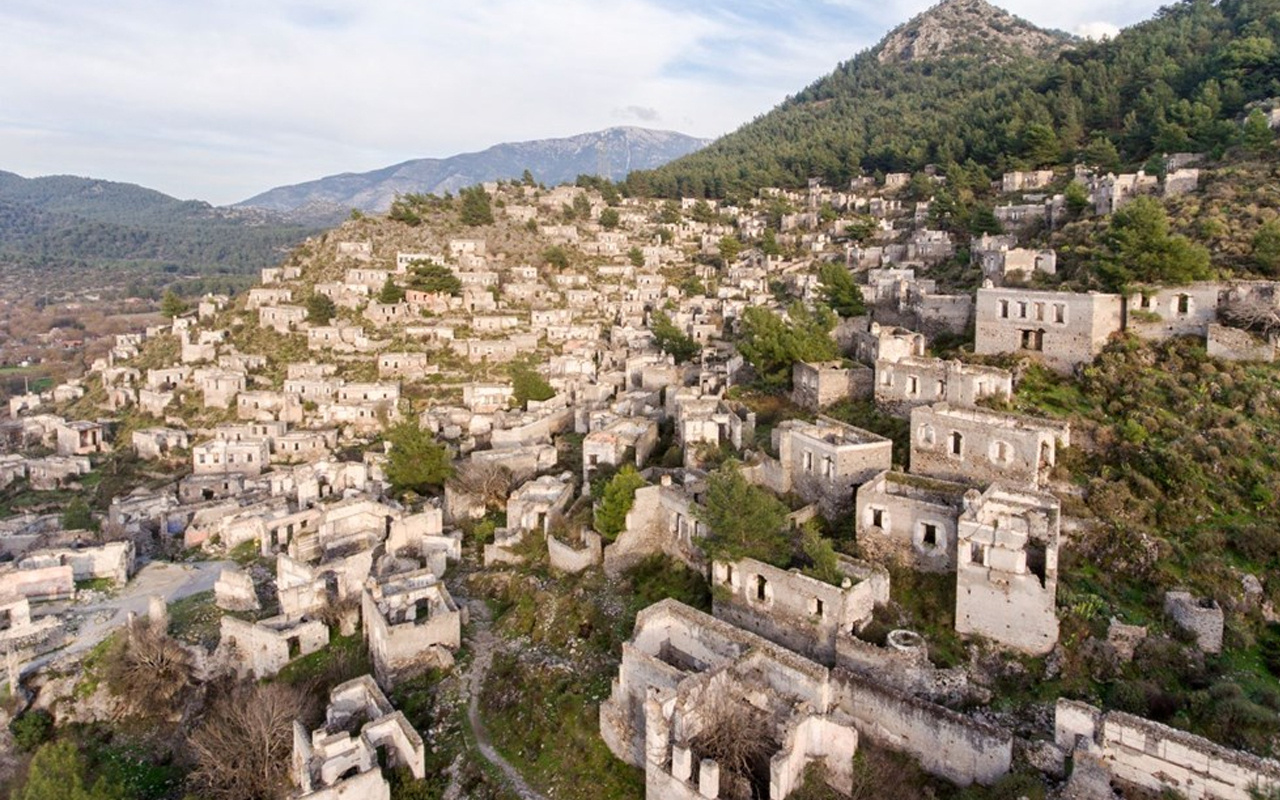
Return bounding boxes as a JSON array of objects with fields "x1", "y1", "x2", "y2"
[{"x1": 0, "y1": 0, "x2": 1167, "y2": 205}]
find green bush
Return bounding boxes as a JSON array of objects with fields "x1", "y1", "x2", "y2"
[{"x1": 9, "y1": 709, "x2": 53, "y2": 752}]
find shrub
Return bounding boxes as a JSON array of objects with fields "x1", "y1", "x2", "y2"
[{"x1": 8, "y1": 709, "x2": 53, "y2": 752}]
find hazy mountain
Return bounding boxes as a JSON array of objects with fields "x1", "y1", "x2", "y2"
[{"x1": 237, "y1": 126, "x2": 712, "y2": 218}]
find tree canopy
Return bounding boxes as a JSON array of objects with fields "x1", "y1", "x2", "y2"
[
  {"x1": 737, "y1": 303, "x2": 838, "y2": 390},
  {"x1": 306, "y1": 293, "x2": 336, "y2": 325},
  {"x1": 594, "y1": 465, "x2": 647, "y2": 541},
  {"x1": 651, "y1": 310, "x2": 700, "y2": 364},
  {"x1": 817, "y1": 263, "x2": 866, "y2": 318},
  {"x1": 407, "y1": 261, "x2": 462, "y2": 296},
  {"x1": 695, "y1": 461, "x2": 792, "y2": 566},
  {"x1": 385, "y1": 418, "x2": 454, "y2": 497},
  {"x1": 1099, "y1": 196, "x2": 1212, "y2": 290},
  {"x1": 459, "y1": 186, "x2": 494, "y2": 227}
]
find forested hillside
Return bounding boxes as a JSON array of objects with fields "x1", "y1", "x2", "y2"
[
  {"x1": 0, "y1": 171, "x2": 316, "y2": 298},
  {"x1": 628, "y1": 0, "x2": 1280, "y2": 199}
]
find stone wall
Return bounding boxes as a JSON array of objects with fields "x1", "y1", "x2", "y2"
[
  {"x1": 1055, "y1": 699, "x2": 1280, "y2": 800},
  {"x1": 547, "y1": 530, "x2": 603, "y2": 574},
  {"x1": 856, "y1": 470, "x2": 967, "y2": 572},
  {"x1": 710, "y1": 556, "x2": 887, "y2": 665},
  {"x1": 910, "y1": 403, "x2": 1068, "y2": 490},
  {"x1": 1207, "y1": 324, "x2": 1276, "y2": 362},
  {"x1": 832, "y1": 669, "x2": 1012, "y2": 786}
]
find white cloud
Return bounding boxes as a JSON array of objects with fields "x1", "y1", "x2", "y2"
[
  {"x1": 1074, "y1": 21, "x2": 1122, "y2": 40},
  {"x1": 0, "y1": 0, "x2": 1166, "y2": 204}
]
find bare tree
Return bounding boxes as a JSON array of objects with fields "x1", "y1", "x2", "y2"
[
  {"x1": 103, "y1": 617, "x2": 195, "y2": 719},
  {"x1": 448, "y1": 462, "x2": 516, "y2": 511},
  {"x1": 187, "y1": 681, "x2": 313, "y2": 800},
  {"x1": 690, "y1": 695, "x2": 775, "y2": 800},
  {"x1": 1221, "y1": 297, "x2": 1280, "y2": 337}
]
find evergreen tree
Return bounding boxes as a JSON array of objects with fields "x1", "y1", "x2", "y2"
[
  {"x1": 1243, "y1": 108, "x2": 1274, "y2": 153},
  {"x1": 1253, "y1": 219, "x2": 1280, "y2": 275},
  {"x1": 1100, "y1": 196, "x2": 1212, "y2": 290},
  {"x1": 408, "y1": 261, "x2": 462, "y2": 295},
  {"x1": 817, "y1": 263, "x2": 866, "y2": 318},
  {"x1": 385, "y1": 418, "x2": 454, "y2": 497},
  {"x1": 599, "y1": 208, "x2": 621, "y2": 230},
  {"x1": 459, "y1": 186, "x2": 494, "y2": 226},
  {"x1": 15, "y1": 741, "x2": 125, "y2": 800},
  {"x1": 509, "y1": 362, "x2": 555, "y2": 408},
  {"x1": 695, "y1": 461, "x2": 791, "y2": 566},
  {"x1": 737, "y1": 303, "x2": 838, "y2": 390},
  {"x1": 159, "y1": 290, "x2": 188, "y2": 319},
  {"x1": 594, "y1": 465, "x2": 647, "y2": 541},
  {"x1": 651, "y1": 310, "x2": 700, "y2": 363},
  {"x1": 306, "y1": 293, "x2": 336, "y2": 325},
  {"x1": 377, "y1": 275, "x2": 405, "y2": 304}
]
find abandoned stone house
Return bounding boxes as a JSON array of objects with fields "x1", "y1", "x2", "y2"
[
  {"x1": 1001, "y1": 170, "x2": 1055, "y2": 194},
  {"x1": 217, "y1": 615, "x2": 329, "y2": 679},
  {"x1": 710, "y1": 555, "x2": 889, "y2": 666},
  {"x1": 462, "y1": 383, "x2": 514, "y2": 414},
  {"x1": 23, "y1": 455, "x2": 89, "y2": 491},
  {"x1": 131, "y1": 427, "x2": 189, "y2": 460},
  {"x1": 192, "y1": 438, "x2": 270, "y2": 477},
  {"x1": 851, "y1": 322, "x2": 926, "y2": 366},
  {"x1": 956, "y1": 484, "x2": 1061, "y2": 655},
  {"x1": 974, "y1": 285, "x2": 1124, "y2": 374},
  {"x1": 603, "y1": 474, "x2": 707, "y2": 577},
  {"x1": 973, "y1": 244, "x2": 1057, "y2": 285},
  {"x1": 1126, "y1": 283, "x2": 1224, "y2": 341},
  {"x1": 910, "y1": 403, "x2": 1070, "y2": 490},
  {"x1": 790, "y1": 361, "x2": 873, "y2": 411},
  {"x1": 292, "y1": 675, "x2": 426, "y2": 800},
  {"x1": 237, "y1": 391, "x2": 303, "y2": 424},
  {"x1": 258, "y1": 304, "x2": 308, "y2": 333},
  {"x1": 856, "y1": 470, "x2": 970, "y2": 573},
  {"x1": 874, "y1": 356, "x2": 1012, "y2": 414},
  {"x1": 55, "y1": 420, "x2": 104, "y2": 456},
  {"x1": 272, "y1": 430, "x2": 337, "y2": 463},
  {"x1": 582, "y1": 417, "x2": 660, "y2": 486},
  {"x1": 362, "y1": 569, "x2": 462, "y2": 688},
  {"x1": 752, "y1": 417, "x2": 892, "y2": 516},
  {"x1": 1093, "y1": 171, "x2": 1159, "y2": 215},
  {"x1": 200, "y1": 371, "x2": 246, "y2": 409},
  {"x1": 506, "y1": 473, "x2": 575, "y2": 534},
  {"x1": 245, "y1": 287, "x2": 293, "y2": 310},
  {"x1": 376, "y1": 352, "x2": 432, "y2": 379},
  {"x1": 600, "y1": 599, "x2": 1013, "y2": 800}
]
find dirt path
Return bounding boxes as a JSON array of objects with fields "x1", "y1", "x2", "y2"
[
  {"x1": 24, "y1": 559, "x2": 232, "y2": 675},
  {"x1": 462, "y1": 598, "x2": 548, "y2": 800}
]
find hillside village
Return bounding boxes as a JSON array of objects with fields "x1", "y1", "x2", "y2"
[{"x1": 5, "y1": 131, "x2": 1280, "y2": 800}]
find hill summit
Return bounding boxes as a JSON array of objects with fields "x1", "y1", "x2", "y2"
[{"x1": 875, "y1": 0, "x2": 1072, "y2": 64}]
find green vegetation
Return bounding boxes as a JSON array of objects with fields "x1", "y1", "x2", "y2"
[
  {"x1": 593, "y1": 465, "x2": 647, "y2": 541},
  {"x1": 737, "y1": 303, "x2": 838, "y2": 390},
  {"x1": 305, "y1": 292, "x2": 336, "y2": 325},
  {"x1": 459, "y1": 186, "x2": 495, "y2": 227},
  {"x1": 9, "y1": 709, "x2": 54, "y2": 753},
  {"x1": 407, "y1": 260, "x2": 463, "y2": 295},
  {"x1": 158, "y1": 290, "x2": 188, "y2": 319},
  {"x1": 649, "y1": 309, "x2": 700, "y2": 363},
  {"x1": 385, "y1": 417, "x2": 455, "y2": 497},
  {"x1": 1098, "y1": 196, "x2": 1212, "y2": 290},
  {"x1": 508, "y1": 361, "x2": 555, "y2": 408},
  {"x1": 817, "y1": 262, "x2": 866, "y2": 318},
  {"x1": 13, "y1": 740, "x2": 126, "y2": 800},
  {"x1": 629, "y1": 1, "x2": 1280, "y2": 199},
  {"x1": 695, "y1": 460, "x2": 792, "y2": 565},
  {"x1": 378, "y1": 275, "x2": 406, "y2": 304}
]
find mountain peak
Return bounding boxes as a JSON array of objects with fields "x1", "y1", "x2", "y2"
[{"x1": 876, "y1": 0, "x2": 1073, "y2": 65}]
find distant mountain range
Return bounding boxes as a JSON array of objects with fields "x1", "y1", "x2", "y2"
[{"x1": 236, "y1": 126, "x2": 712, "y2": 219}]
